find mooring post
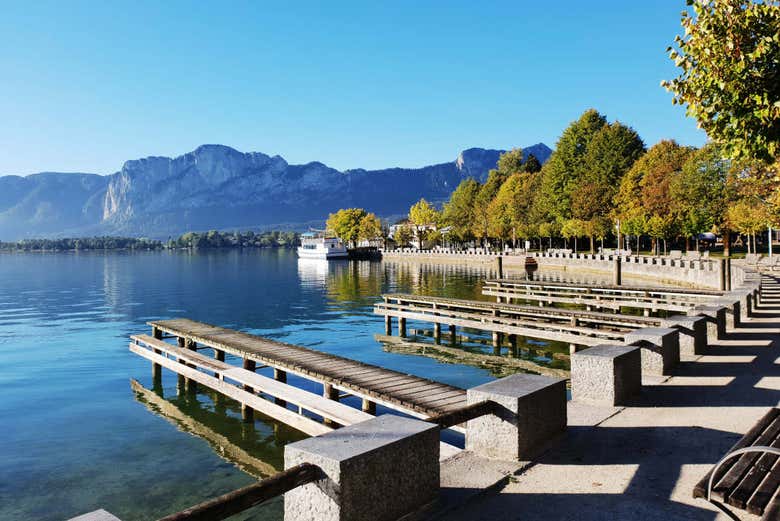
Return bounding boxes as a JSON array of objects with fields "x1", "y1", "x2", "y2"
[
  {"x1": 614, "y1": 256, "x2": 622, "y2": 286},
  {"x1": 361, "y1": 398, "x2": 376, "y2": 415},
  {"x1": 719, "y1": 258, "x2": 727, "y2": 291},
  {"x1": 242, "y1": 358, "x2": 256, "y2": 422},
  {"x1": 398, "y1": 317, "x2": 407, "y2": 338},
  {"x1": 508, "y1": 334, "x2": 518, "y2": 358},
  {"x1": 274, "y1": 368, "x2": 287, "y2": 406},
  {"x1": 384, "y1": 315, "x2": 392, "y2": 335},
  {"x1": 323, "y1": 383, "x2": 339, "y2": 427}
]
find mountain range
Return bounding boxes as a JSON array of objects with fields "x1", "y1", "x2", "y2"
[{"x1": 0, "y1": 143, "x2": 551, "y2": 240}]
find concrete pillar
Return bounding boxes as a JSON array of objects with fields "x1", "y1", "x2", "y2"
[
  {"x1": 466, "y1": 374, "x2": 567, "y2": 461},
  {"x1": 623, "y1": 327, "x2": 680, "y2": 376},
  {"x1": 242, "y1": 358, "x2": 256, "y2": 422},
  {"x1": 717, "y1": 296, "x2": 742, "y2": 330},
  {"x1": 571, "y1": 344, "x2": 642, "y2": 406},
  {"x1": 361, "y1": 398, "x2": 376, "y2": 415},
  {"x1": 275, "y1": 368, "x2": 287, "y2": 406},
  {"x1": 689, "y1": 304, "x2": 726, "y2": 342},
  {"x1": 285, "y1": 415, "x2": 439, "y2": 521},
  {"x1": 660, "y1": 315, "x2": 707, "y2": 356},
  {"x1": 398, "y1": 317, "x2": 407, "y2": 338},
  {"x1": 384, "y1": 315, "x2": 392, "y2": 335},
  {"x1": 614, "y1": 257, "x2": 622, "y2": 286}
]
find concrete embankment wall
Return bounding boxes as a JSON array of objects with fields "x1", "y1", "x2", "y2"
[{"x1": 380, "y1": 249, "x2": 727, "y2": 290}]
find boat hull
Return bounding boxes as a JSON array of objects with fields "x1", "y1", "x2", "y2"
[{"x1": 296, "y1": 247, "x2": 349, "y2": 260}]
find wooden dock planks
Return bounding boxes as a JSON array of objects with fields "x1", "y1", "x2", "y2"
[{"x1": 145, "y1": 319, "x2": 467, "y2": 416}]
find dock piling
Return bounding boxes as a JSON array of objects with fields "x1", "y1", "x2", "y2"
[
  {"x1": 242, "y1": 359, "x2": 257, "y2": 422},
  {"x1": 398, "y1": 317, "x2": 407, "y2": 338}
]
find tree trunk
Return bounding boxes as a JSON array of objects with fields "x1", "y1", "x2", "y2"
[
  {"x1": 574, "y1": 237, "x2": 578, "y2": 253},
  {"x1": 651, "y1": 238, "x2": 656, "y2": 256},
  {"x1": 686, "y1": 236, "x2": 691, "y2": 252},
  {"x1": 589, "y1": 235, "x2": 594, "y2": 254},
  {"x1": 723, "y1": 229, "x2": 731, "y2": 257}
]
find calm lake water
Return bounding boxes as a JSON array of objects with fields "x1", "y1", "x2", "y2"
[{"x1": 0, "y1": 249, "x2": 532, "y2": 521}]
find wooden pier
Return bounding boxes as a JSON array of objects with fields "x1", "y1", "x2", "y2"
[
  {"x1": 138, "y1": 318, "x2": 467, "y2": 422},
  {"x1": 482, "y1": 279, "x2": 721, "y2": 314},
  {"x1": 374, "y1": 293, "x2": 662, "y2": 351}
]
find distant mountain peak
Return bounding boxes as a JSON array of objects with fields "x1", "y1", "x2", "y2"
[{"x1": 0, "y1": 142, "x2": 551, "y2": 240}]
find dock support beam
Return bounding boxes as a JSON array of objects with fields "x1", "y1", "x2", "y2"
[
  {"x1": 242, "y1": 359, "x2": 256, "y2": 422},
  {"x1": 508, "y1": 334, "x2": 518, "y2": 358},
  {"x1": 398, "y1": 317, "x2": 407, "y2": 338},
  {"x1": 492, "y1": 332, "x2": 502, "y2": 354},
  {"x1": 214, "y1": 348, "x2": 225, "y2": 362},
  {"x1": 323, "y1": 383, "x2": 339, "y2": 427},
  {"x1": 362, "y1": 398, "x2": 376, "y2": 415},
  {"x1": 385, "y1": 315, "x2": 392, "y2": 335},
  {"x1": 274, "y1": 368, "x2": 287, "y2": 406},
  {"x1": 449, "y1": 324, "x2": 457, "y2": 345},
  {"x1": 433, "y1": 322, "x2": 441, "y2": 344}
]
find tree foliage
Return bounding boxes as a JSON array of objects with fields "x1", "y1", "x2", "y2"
[
  {"x1": 326, "y1": 208, "x2": 368, "y2": 247},
  {"x1": 663, "y1": 0, "x2": 780, "y2": 163},
  {"x1": 441, "y1": 178, "x2": 480, "y2": 242}
]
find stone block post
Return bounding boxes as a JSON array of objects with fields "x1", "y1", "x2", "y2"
[
  {"x1": 284, "y1": 415, "x2": 439, "y2": 521},
  {"x1": 714, "y1": 296, "x2": 741, "y2": 329},
  {"x1": 570, "y1": 345, "x2": 641, "y2": 406},
  {"x1": 466, "y1": 374, "x2": 567, "y2": 461},
  {"x1": 623, "y1": 327, "x2": 680, "y2": 376},
  {"x1": 659, "y1": 314, "x2": 707, "y2": 357},
  {"x1": 689, "y1": 304, "x2": 726, "y2": 342}
]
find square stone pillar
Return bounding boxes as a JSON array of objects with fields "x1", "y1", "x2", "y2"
[
  {"x1": 623, "y1": 327, "x2": 679, "y2": 376},
  {"x1": 689, "y1": 304, "x2": 726, "y2": 342},
  {"x1": 284, "y1": 415, "x2": 439, "y2": 521},
  {"x1": 571, "y1": 344, "x2": 641, "y2": 406},
  {"x1": 731, "y1": 289, "x2": 753, "y2": 320},
  {"x1": 714, "y1": 296, "x2": 741, "y2": 329},
  {"x1": 466, "y1": 374, "x2": 566, "y2": 461},
  {"x1": 660, "y1": 314, "x2": 707, "y2": 356}
]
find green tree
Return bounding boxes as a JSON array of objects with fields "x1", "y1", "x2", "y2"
[
  {"x1": 663, "y1": 0, "x2": 780, "y2": 163},
  {"x1": 357, "y1": 213, "x2": 382, "y2": 242},
  {"x1": 409, "y1": 198, "x2": 439, "y2": 249},
  {"x1": 727, "y1": 198, "x2": 773, "y2": 253},
  {"x1": 326, "y1": 208, "x2": 368, "y2": 247},
  {"x1": 539, "y1": 109, "x2": 608, "y2": 222},
  {"x1": 523, "y1": 153, "x2": 542, "y2": 173},
  {"x1": 441, "y1": 178, "x2": 480, "y2": 243},
  {"x1": 393, "y1": 224, "x2": 413, "y2": 248},
  {"x1": 561, "y1": 219, "x2": 587, "y2": 253},
  {"x1": 472, "y1": 169, "x2": 507, "y2": 246},
  {"x1": 671, "y1": 143, "x2": 729, "y2": 250}
]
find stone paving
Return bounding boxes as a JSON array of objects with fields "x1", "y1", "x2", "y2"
[{"x1": 448, "y1": 274, "x2": 780, "y2": 521}]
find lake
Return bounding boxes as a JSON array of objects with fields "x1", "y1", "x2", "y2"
[{"x1": 0, "y1": 249, "x2": 525, "y2": 521}]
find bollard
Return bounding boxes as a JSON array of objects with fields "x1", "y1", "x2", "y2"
[
  {"x1": 614, "y1": 256, "x2": 622, "y2": 286},
  {"x1": 571, "y1": 345, "x2": 642, "y2": 406},
  {"x1": 284, "y1": 415, "x2": 439, "y2": 521},
  {"x1": 466, "y1": 374, "x2": 567, "y2": 460}
]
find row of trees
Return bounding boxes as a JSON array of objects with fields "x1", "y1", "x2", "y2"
[
  {"x1": 167, "y1": 230, "x2": 300, "y2": 249},
  {"x1": 390, "y1": 108, "x2": 778, "y2": 255},
  {"x1": 0, "y1": 237, "x2": 163, "y2": 251},
  {"x1": 325, "y1": 209, "x2": 383, "y2": 247}
]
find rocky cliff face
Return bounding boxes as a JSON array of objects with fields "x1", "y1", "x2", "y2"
[{"x1": 0, "y1": 142, "x2": 551, "y2": 240}]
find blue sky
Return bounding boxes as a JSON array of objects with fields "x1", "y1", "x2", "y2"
[{"x1": 0, "y1": 1, "x2": 705, "y2": 175}]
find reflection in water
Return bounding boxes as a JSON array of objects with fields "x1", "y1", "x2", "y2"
[{"x1": 0, "y1": 250, "x2": 636, "y2": 521}]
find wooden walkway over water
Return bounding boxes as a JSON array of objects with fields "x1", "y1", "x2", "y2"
[
  {"x1": 483, "y1": 279, "x2": 721, "y2": 314},
  {"x1": 374, "y1": 293, "x2": 660, "y2": 351},
  {"x1": 143, "y1": 318, "x2": 467, "y2": 419}
]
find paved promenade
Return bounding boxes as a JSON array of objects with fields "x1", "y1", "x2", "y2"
[{"x1": 451, "y1": 275, "x2": 780, "y2": 521}]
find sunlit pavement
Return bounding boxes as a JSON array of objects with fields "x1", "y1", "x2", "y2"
[{"x1": 448, "y1": 275, "x2": 780, "y2": 521}]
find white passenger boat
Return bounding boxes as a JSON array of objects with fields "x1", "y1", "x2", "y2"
[{"x1": 297, "y1": 233, "x2": 349, "y2": 260}]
